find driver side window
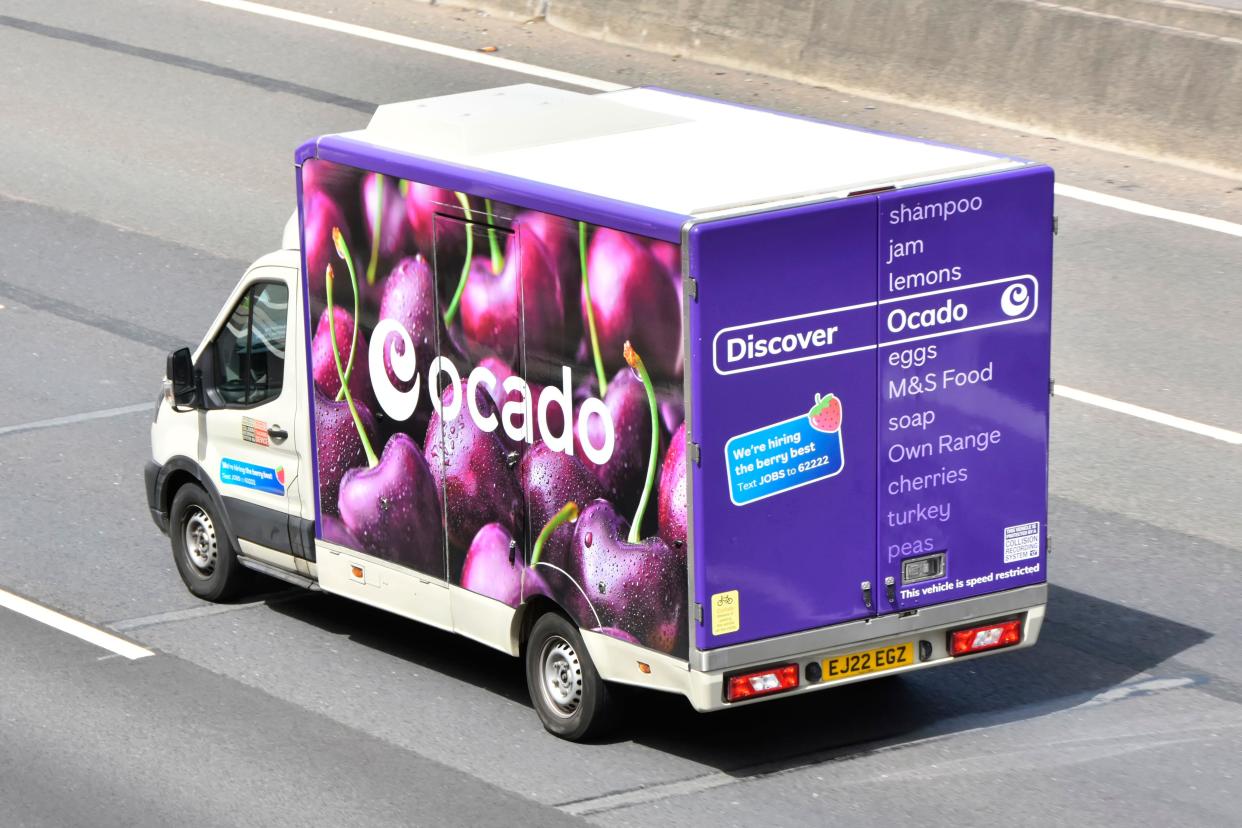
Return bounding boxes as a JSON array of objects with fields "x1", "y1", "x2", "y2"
[{"x1": 213, "y1": 281, "x2": 288, "y2": 406}]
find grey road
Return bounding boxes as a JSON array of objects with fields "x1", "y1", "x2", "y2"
[{"x1": 1, "y1": 1, "x2": 1240, "y2": 826}]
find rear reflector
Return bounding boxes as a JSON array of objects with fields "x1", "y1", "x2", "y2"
[
  {"x1": 725, "y1": 664, "x2": 799, "y2": 702},
  {"x1": 949, "y1": 618, "x2": 1022, "y2": 656}
]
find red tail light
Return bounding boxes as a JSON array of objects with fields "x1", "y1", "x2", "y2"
[
  {"x1": 725, "y1": 664, "x2": 799, "y2": 702},
  {"x1": 949, "y1": 618, "x2": 1022, "y2": 656}
]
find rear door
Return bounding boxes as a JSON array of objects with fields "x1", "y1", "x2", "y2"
[
  {"x1": 690, "y1": 198, "x2": 879, "y2": 651},
  {"x1": 876, "y1": 167, "x2": 1053, "y2": 611}
]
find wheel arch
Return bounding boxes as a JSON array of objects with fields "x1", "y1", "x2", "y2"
[{"x1": 156, "y1": 456, "x2": 240, "y2": 554}]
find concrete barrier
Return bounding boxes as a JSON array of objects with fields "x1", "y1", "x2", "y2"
[{"x1": 436, "y1": 0, "x2": 1242, "y2": 176}]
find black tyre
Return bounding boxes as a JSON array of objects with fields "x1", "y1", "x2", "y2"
[
  {"x1": 170, "y1": 484, "x2": 247, "y2": 602},
  {"x1": 525, "y1": 612, "x2": 618, "y2": 741}
]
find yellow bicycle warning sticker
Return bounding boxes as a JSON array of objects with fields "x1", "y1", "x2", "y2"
[{"x1": 711, "y1": 590, "x2": 740, "y2": 636}]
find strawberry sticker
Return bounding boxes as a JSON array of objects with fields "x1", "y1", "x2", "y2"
[
  {"x1": 276, "y1": 466, "x2": 287, "y2": 486},
  {"x1": 808, "y1": 393, "x2": 842, "y2": 433}
]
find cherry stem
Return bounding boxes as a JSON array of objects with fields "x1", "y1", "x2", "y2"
[
  {"x1": 442, "y1": 192, "x2": 474, "y2": 326},
  {"x1": 484, "y1": 198, "x2": 504, "y2": 275},
  {"x1": 530, "y1": 502, "x2": 579, "y2": 567},
  {"x1": 326, "y1": 265, "x2": 378, "y2": 468},
  {"x1": 624, "y1": 341, "x2": 659, "y2": 543},
  {"x1": 365, "y1": 174, "x2": 383, "y2": 287},
  {"x1": 580, "y1": 222, "x2": 608, "y2": 395},
  {"x1": 331, "y1": 227, "x2": 360, "y2": 403}
]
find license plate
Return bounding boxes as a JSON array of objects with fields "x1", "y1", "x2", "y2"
[{"x1": 822, "y1": 642, "x2": 914, "y2": 680}]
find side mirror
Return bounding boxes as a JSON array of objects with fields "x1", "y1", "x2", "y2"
[{"x1": 166, "y1": 347, "x2": 200, "y2": 408}]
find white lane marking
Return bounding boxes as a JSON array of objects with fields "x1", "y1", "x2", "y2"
[
  {"x1": 0, "y1": 402, "x2": 151, "y2": 437},
  {"x1": 1055, "y1": 184, "x2": 1242, "y2": 238},
  {"x1": 194, "y1": 0, "x2": 626, "y2": 92},
  {"x1": 0, "y1": 588, "x2": 155, "y2": 660},
  {"x1": 1054, "y1": 384, "x2": 1242, "y2": 445}
]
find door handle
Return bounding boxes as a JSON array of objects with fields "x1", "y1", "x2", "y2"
[{"x1": 268, "y1": 425, "x2": 289, "y2": 444}]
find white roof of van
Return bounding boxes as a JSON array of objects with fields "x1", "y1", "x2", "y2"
[{"x1": 342, "y1": 84, "x2": 1024, "y2": 217}]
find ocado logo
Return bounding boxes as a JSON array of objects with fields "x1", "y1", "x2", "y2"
[
  {"x1": 368, "y1": 318, "x2": 615, "y2": 465},
  {"x1": 886, "y1": 298, "x2": 968, "y2": 335}
]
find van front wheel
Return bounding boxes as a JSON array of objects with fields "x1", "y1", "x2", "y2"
[
  {"x1": 525, "y1": 613, "x2": 617, "y2": 741},
  {"x1": 170, "y1": 484, "x2": 246, "y2": 602}
]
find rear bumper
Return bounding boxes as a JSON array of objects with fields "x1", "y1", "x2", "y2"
[
  {"x1": 584, "y1": 583, "x2": 1047, "y2": 712},
  {"x1": 684, "y1": 584, "x2": 1046, "y2": 711}
]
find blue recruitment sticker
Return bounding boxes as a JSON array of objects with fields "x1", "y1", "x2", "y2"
[
  {"x1": 724, "y1": 393, "x2": 845, "y2": 506},
  {"x1": 220, "y1": 457, "x2": 286, "y2": 495}
]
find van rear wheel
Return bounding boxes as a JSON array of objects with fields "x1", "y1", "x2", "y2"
[
  {"x1": 525, "y1": 613, "x2": 617, "y2": 741},
  {"x1": 170, "y1": 484, "x2": 246, "y2": 602}
]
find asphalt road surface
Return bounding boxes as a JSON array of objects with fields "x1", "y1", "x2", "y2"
[{"x1": 1, "y1": 1, "x2": 1240, "y2": 826}]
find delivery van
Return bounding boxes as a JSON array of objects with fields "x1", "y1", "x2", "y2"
[{"x1": 145, "y1": 84, "x2": 1052, "y2": 740}]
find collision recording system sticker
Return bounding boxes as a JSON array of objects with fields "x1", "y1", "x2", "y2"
[
  {"x1": 724, "y1": 393, "x2": 845, "y2": 506},
  {"x1": 241, "y1": 417, "x2": 270, "y2": 446},
  {"x1": 711, "y1": 590, "x2": 740, "y2": 636},
  {"x1": 1003, "y1": 521, "x2": 1041, "y2": 563},
  {"x1": 220, "y1": 458, "x2": 286, "y2": 495}
]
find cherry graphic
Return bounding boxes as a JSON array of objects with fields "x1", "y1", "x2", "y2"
[
  {"x1": 564, "y1": 342, "x2": 686, "y2": 654},
  {"x1": 658, "y1": 421, "x2": 688, "y2": 548},
  {"x1": 460, "y1": 227, "x2": 563, "y2": 365},
  {"x1": 423, "y1": 379, "x2": 524, "y2": 554},
  {"x1": 405, "y1": 183, "x2": 465, "y2": 260},
  {"x1": 460, "y1": 503, "x2": 576, "y2": 607},
  {"x1": 519, "y1": 441, "x2": 602, "y2": 569},
  {"x1": 304, "y1": 193, "x2": 355, "y2": 310},
  {"x1": 310, "y1": 303, "x2": 375, "y2": 412},
  {"x1": 574, "y1": 364, "x2": 668, "y2": 522},
  {"x1": 338, "y1": 432, "x2": 445, "y2": 574},
  {"x1": 324, "y1": 265, "x2": 444, "y2": 575},
  {"x1": 570, "y1": 500, "x2": 684, "y2": 654},
  {"x1": 361, "y1": 172, "x2": 414, "y2": 286},
  {"x1": 581, "y1": 227, "x2": 682, "y2": 382},
  {"x1": 378, "y1": 256, "x2": 438, "y2": 394},
  {"x1": 514, "y1": 211, "x2": 581, "y2": 341},
  {"x1": 314, "y1": 386, "x2": 377, "y2": 517}
]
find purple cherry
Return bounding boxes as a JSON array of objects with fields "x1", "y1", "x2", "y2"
[
  {"x1": 582, "y1": 227, "x2": 682, "y2": 380},
  {"x1": 570, "y1": 499, "x2": 685, "y2": 654},
  {"x1": 515, "y1": 211, "x2": 580, "y2": 339},
  {"x1": 461, "y1": 522, "x2": 552, "y2": 607},
  {"x1": 424, "y1": 379, "x2": 524, "y2": 552},
  {"x1": 574, "y1": 367, "x2": 668, "y2": 520},
  {"x1": 361, "y1": 173, "x2": 414, "y2": 282},
  {"x1": 311, "y1": 307, "x2": 375, "y2": 411},
  {"x1": 406, "y1": 183, "x2": 463, "y2": 259},
  {"x1": 314, "y1": 388, "x2": 377, "y2": 517},
  {"x1": 461, "y1": 232, "x2": 563, "y2": 364},
  {"x1": 378, "y1": 256, "x2": 438, "y2": 393},
  {"x1": 658, "y1": 421, "x2": 688, "y2": 547},
  {"x1": 304, "y1": 192, "x2": 356, "y2": 309},
  {"x1": 338, "y1": 433, "x2": 445, "y2": 576},
  {"x1": 519, "y1": 441, "x2": 602, "y2": 569}
]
